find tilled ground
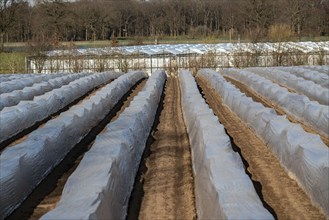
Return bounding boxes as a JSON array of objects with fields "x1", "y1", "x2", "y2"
[
  {"x1": 196, "y1": 75, "x2": 326, "y2": 220},
  {"x1": 224, "y1": 76, "x2": 329, "y2": 146},
  {"x1": 128, "y1": 77, "x2": 197, "y2": 219},
  {"x1": 6, "y1": 79, "x2": 147, "y2": 220},
  {"x1": 4, "y1": 72, "x2": 326, "y2": 220}
]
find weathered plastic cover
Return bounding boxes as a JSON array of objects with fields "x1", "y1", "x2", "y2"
[
  {"x1": 0, "y1": 73, "x2": 67, "y2": 94},
  {"x1": 247, "y1": 67, "x2": 329, "y2": 105},
  {"x1": 222, "y1": 68, "x2": 329, "y2": 138},
  {"x1": 0, "y1": 71, "x2": 146, "y2": 219},
  {"x1": 41, "y1": 70, "x2": 166, "y2": 220},
  {"x1": 179, "y1": 70, "x2": 273, "y2": 219},
  {"x1": 0, "y1": 72, "x2": 120, "y2": 143},
  {"x1": 197, "y1": 69, "x2": 329, "y2": 217},
  {"x1": 0, "y1": 73, "x2": 90, "y2": 110}
]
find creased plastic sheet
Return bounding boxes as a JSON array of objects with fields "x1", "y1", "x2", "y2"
[
  {"x1": 0, "y1": 71, "x2": 147, "y2": 219},
  {"x1": 0, "y1": 72, "x2": 120, "y2": 143},
  {"x1": 41, "y1": 70, "x2": 166, "y2": 220},
  {"x1": 273, "y1": 66, "x2": 329, "y2": 88},
  {"x1": 197, "y1": 69, "x2": 329, "y2": 217},
  {"x1": 0, "y1": 73, "x2": 90, "y2": 110},
  {"x1": 222, "y1": 68, "x2": 329, "y2": 138},
  {"x1": 247, "y1": 67, "x2": 329, "y2": 105},
  {"x1": 0, "y1": 73, "x2": 68, "y2": 94},
  {"x1": 179, "y1": 70, "x2": 273, "y2": 219}
]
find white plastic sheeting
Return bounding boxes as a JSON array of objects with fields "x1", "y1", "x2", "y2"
[
  {"x1": 274, "y1": 66, "x2": 329, "y2": 88},
  {"x1": 41, "y1": 70, "x2": 166, "y2": 220},
  {"x1": 197, "y1": 69, "x2": 329, "y2": 217},
  {"x1": 0, "y1": 73, "x2": 68, "y2": 94},
  {"x1": 304, "y1": 65, "x2": 329, "y2": 74},
  {"x1": 0, "y1": 73, "x2": 90, "y2": 111},
  {"x1": 247, "y1": 67, "x2": 329, "y2": 105},
  {"x1": 222, "y1": 68, "x2": 329, "y2": 138},
  {"x1": 0, "y1": 72, "x2": 119, "y2": 143},
  {"x1": 0, "y1": 71, "x2": 147, "y2": 219},
  {"x1": 0, "y1": 74, "x2": 37, "y2": 82},
  {"x1": 47, "y1": 41, "x2": 329, "y2": 57},
  {"x1": 179, "y1": 70, "x2": 273, "y2": 219}
]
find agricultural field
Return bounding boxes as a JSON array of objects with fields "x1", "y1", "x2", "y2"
[{"x1": 0, "y1": 65, "x2": 328, "y2": 219}]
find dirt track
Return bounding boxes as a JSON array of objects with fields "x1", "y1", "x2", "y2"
[
  {"x1": 6, "y1": 79, "x2": 147, "y2": 220},
  {"x1": 129, "y1": 77, "x2": 196, "y2": 219},
  {"x1": 224, "y1": 76, "x2": 329, "y2": 146},
  {"x1": 196, "y1": 75, "x2": 326, "y2": 220}
]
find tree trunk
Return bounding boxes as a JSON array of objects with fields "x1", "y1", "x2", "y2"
[
  {"x1": 93, "y1": 32, "x2": 96, "y2": 41},
  {"x1": 125, "y1": 23, "x2": 128, "y2": 37},
  {"x1": 0, "y1": 32, "x2": 4, "y2": 52},
  {"x1": 85, "y1": 27, "x2": 88, "y2": 41}
]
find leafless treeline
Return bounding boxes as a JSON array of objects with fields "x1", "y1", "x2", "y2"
[{"x1": 1, "y1": 0, "x2": 329, "y2": 48}]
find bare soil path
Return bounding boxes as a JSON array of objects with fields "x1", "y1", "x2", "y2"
[
  {"x1": 128, "y1": 77, "x2": 196, "y2": 220},
  {"x1": 6, "y1": 79, "x2": 147, "y2": 220},
  {"x1": 224, "y1": 76, "x2": 329, "y2": 146},
  {"x1": 196, "y1": 75, "x2": 326, "y2": 220}
]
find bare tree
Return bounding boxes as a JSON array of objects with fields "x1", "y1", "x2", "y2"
[
  {"x1": 1, "y1": 0, "x2": 328, "y2": 45},
  {"x1": 0, "y1": 0, "x2": 24, "y2": 51},
  {"x1": 26, "y1": 36, "x2": 52, "y2": 73},
  {"x1": 242, "y1": 0, "x2": 275, "y2": 42}
]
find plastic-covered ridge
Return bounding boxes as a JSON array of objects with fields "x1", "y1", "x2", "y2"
[
  {"x1": 0, "y1": 71, "x2": 147, "y2": 219},
  {"x1": 273, "y1": 66, "x2": 329, "y2": 88},
  {"x1": 0, "y1": 74, "x2": 38, "y2": 82},
  {"x1": 197, "y1": 69, "x2": 329, "y2": 217},
  {"x1": 179, "y1": 70, "x2": 273, "y2": 219},
  {"x1": 247, "y1": 67, "x2": 329, "y2": 105},
  {"x1": 41, "y1": 70, "x2": 166, "y2": 220},
  {"x1": 0, "y1": 73, "x2": 68, "y2": 94},
  {"x1": 0, "y1": 73, "x2": 90, "y2": 110},
  {"x1": 302, "y1": 65, "x2": 329, "y2": 75},
  {"x1": 0, "y1": 72, "x2": 120, "y2": 143},
  {"x1": 222, "y1": 68, "x2": 329, "y2": 138}
]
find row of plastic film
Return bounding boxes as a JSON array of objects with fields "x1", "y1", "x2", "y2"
[
  {"x1": 0, "y1": 72, "x2": 90, "y2": 110},
  {"x1": 0, "y1": 72, "x2": 120, "y2": 143},
  {"x1": 179, "y1": 69, "x2": 273, "y2": 219},
  {"x1": 198, "y1": 69, "x2": 329, "y2": 216},
  {"x1": 0, "y1": 71, "x2": 146, "y2": 219},
  {"x1": 222, "y1": 68, "x2": 328, "y2": 138},
  {"x1": 247, "y1": 67, "x2": 329, "y2": 105},
  {"x1": 41, "y1": 70, "x2": 166, "y2": 219}
]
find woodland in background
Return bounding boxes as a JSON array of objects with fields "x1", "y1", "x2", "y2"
[{"x1": 1, "y1": 0, "x2": 329, "y2": 51}]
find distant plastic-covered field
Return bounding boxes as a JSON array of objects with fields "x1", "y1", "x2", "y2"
[{"x1": 27, "y1": 41, "x2": 329, "y2": 73}]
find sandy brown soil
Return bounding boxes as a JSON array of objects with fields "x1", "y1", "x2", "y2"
[
  {"x1": 6, "y1": 79, "x2": 146, "y2": 220},
  {"x1": 224, "y1": 76, "x2": 329, "y2": 146},
  {"x1": 135, "y1": 77, "x2": 197, "y2": 219},
  {"x1": 196, "y1": 75, "x2": 326, "y2": 220}
]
